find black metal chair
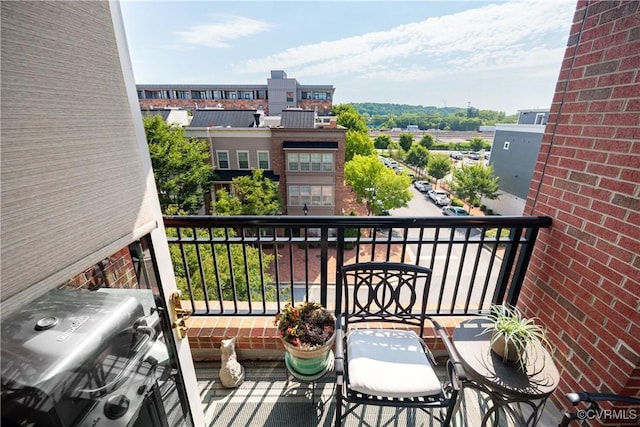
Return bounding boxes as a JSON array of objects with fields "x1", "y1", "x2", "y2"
[{"x1": 334, "y1": 262, "x2": 465, "y2": 427}]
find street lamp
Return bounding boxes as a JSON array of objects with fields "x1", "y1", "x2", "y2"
[{"x1": 303, "y1": 203, "x2": 309, "y2": 216}]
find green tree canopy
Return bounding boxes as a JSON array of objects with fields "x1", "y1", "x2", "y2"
[
  {"x1": 345, "y1": 129, "x2": 375, "y2": 161},
  {"x1": 374, "y1": 134, "x2": 392, "y2": 149},
  {"x1": 169, "y1": 227, "x2": 276, "y2": 302},
  {"x1": 144, "y1": 114, "x2": 215, "y2": 214},
  {"x1": 427, "y1": 154, "x2": 452, "y2": 186},
  {"x1": 344, "y1": 155, "x2": 412, "y2": 215},
  {"x1": 398, "y1": 133, "x2": 414, "y2": 152},
  {"x1": 468, "y1": 137, "x2": 486, "y2": 152},
  {"x1": 213, "y1": 169, "x2": 283, "y2": 215},
  {"x1": 419, "y1": 133, "x2": 435, "y2": 149},
  {"x1": 450, "y1": 163, "x2": 500, "y2": 211},
  {"x1": 405, "y1": 144, "x2": 429, "y2": 169},
  {"x1": 333, "y1": 104, "x2": 368, "y2": 133}
]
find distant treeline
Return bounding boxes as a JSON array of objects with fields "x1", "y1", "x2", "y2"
[{"x1": 349, "y1": 102, "x2": 517, "y2": 131}]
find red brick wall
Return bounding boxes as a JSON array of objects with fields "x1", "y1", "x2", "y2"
[
  {"x1": 521, "y1": 1, "x2": 640, "y2": 423},
  {"x1": 62, "y1": 246, "x2": 138, "y2": 290}
]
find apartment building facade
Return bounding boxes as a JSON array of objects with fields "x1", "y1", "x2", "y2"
[
  {"x1": 485, "y1": 109, "x2": 549, "y2": 215},
  {"x1": 137, "y1": 70, "x2": 335, "y2": 116},
  {"x1": 185, "y1": 109, "x2": 347, "y2": 216}
]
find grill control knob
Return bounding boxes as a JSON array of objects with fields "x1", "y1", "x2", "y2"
[{"x1": 104, "y1": 394, "x2": 130, "y2": 419}]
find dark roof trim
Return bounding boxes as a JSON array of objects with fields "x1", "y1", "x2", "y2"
[{"x1": 282, "y1": 141, "x2": 339, "y2": 149}]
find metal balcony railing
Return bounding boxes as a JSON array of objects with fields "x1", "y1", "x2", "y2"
[{"x1": 163, "y1": 215, "x2": 551, "y2": 317}]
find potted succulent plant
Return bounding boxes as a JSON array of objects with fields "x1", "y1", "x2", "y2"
[
  {"x1": 274, "y1": 301, "x2": 336, "y2": 376},
  {"x1": 486, "y1": 304, "x2": 551, "y2": 371}
]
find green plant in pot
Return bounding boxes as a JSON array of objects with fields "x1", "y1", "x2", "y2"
[
  {"x1": 486, "y1": 304, "x2": 551, "y2": 371},
  {"x1": 275, "y1": 302, "x2": 336, "y2": 376}
]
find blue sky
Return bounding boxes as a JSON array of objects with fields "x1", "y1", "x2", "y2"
[{"x1": 120, "y1": 0, "x2": 577, "y2": 114}]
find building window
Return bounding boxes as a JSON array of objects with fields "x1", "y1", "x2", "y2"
[
  {"x1": 239, "y1": 91, "x2": 254, "y2": 100},
  {"x1": 286, "y1": 92, "x2": 294, "y2": 102},
  {"x1": 288, "y1": 185, "x2": 334, "y2": 206},
  {"x1": 322, "y1": 186, "x2": 333, "y2": 205},
  {"x1": 535, "y1": 113, "x2": 546, "y2": 125},
  {"x1": 216, "y1": 150, "x2": 230, "y2": 169},
  {"x1": 224, "y1": 91, "x2": 237, "y2": 100},
  {"x1": 287, "y1": 152, "x2": 333, "y2": 172},
  {"x1": 322, "y1": 153, "x2": 333, "y2": 171},
  {"x1": 257, "y1": 90, "x2": 266, "y2": 100},
  {"x1": 299, "y1": 153, "x2": 310, "y2": 171},
  {"x1": 288, "y1": 153, "x2": 298, "y2": 171},
  {"x1": 257, "y1": 151, "x2": 270, "y2": 169},
  {"x1": 237, "y1": 151, "x2": 249, "y2": 169},
  {"x1": 311, "y1": 154, "x2": 321, "y2": 171}
]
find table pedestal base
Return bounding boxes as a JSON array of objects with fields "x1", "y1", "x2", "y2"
[{"x1": 461, "y1": 380, "x2": 550, "y2": 427}]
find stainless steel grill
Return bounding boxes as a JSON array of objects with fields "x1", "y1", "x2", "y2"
[{"x1": 1, "y1": 288, "x2": 169, "y2": 427}]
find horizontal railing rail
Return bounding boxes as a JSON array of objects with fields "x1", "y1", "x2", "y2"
[{"x1": 163, "y1": 215, "x2": 551, "y2": 317}]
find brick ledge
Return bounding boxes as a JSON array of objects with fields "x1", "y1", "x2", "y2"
[{"x1": 186, "y1": 316, "x2": 472, "y2": 361}]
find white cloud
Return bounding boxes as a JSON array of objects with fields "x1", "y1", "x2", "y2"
[
  {"x1": 237, "y1": 0, "x2": 575, "y2": 80},
  {"x1": 176, "y1": 14, "x2": 275, "y2": 48}
]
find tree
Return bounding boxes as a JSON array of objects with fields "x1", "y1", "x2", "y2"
[
  {"x1": 468, "y1": 137, "x2": 486, "y2": 152},
  {"x1": 169, "y1": 226, "x2": 276, "y2": 302},
  {"x1": 427, "y1": 154, "x2": 452, "y2": 187},
  {"x1": 213, "y1": 169, "x2": 282, "y2": 215},
  {"x1": 333, "y1": 104, "x2": 368, "y2": 133},
  {"x1": 419, "y1": 133, "x2": 435, "y2": 149},
  {"x1": 450, "y1": 163, "x2": 500, "y2": 211},
  {"x1": 374, "y1": 134, "x2": 392, "y2": 150},
  {"x1": 344, "y1": 155, "x2": 412, "y2": 215},
  {"x1": 398, "y1": 133, "x2": 414, "y2": 152},
  {"x1": 144, "y1": 114, "x2": 215, "y2": 214},
  {"x1": 345, "y1": 129, "x2": 375, "y2": 161},
  {"x1": 212, "y1": 189, "x2": 242, "y2": 215},
  {"x1": 405, "y1": 144, "x2": 429, "y2": 169}
]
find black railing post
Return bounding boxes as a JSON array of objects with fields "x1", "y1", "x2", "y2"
[
  {"x1": 335, "y1": 226, "x2": 346, "y2": 313},
  {"x1": 320, "y1": 226, "x2": 329, "y2": 307},
  {"x1": 506, "y1": 226, "x2": 540, "y2": 307},
  {"x1": 492, "y1": 227, "x2": 522, "y2": 306}
]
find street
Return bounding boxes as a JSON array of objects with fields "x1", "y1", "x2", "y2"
[
  {"x1": 297, "y1": 186, "x2": 502, "y2": 314},
  {"x1": 374, "y1": 185, "x2": 501, "y2": 313}
]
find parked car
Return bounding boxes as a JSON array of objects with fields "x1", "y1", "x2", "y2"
[
  {"x1": 468, "y1": 152, "x2": 480, "y2": 160},
  {"x1": 414, "y1": 180, "x2": 432, "y2": 192},
  {"x1": 428, "y1": 189, "x2": 451, "y2": 206},
  {"x1": 450, "y1": 151, "x2": 463, "y2": 160},
  {"x1": 442, "y1": 206, "x2": 469, "y2": 216}
]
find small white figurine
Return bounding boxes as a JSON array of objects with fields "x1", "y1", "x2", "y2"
[{"x1": 219, "y1": 337, "x2": 245, "y2": 388}]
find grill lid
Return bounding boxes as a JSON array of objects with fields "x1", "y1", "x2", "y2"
[{"x1": 1, "y1": 288, "x2": 145, "y2": 395}]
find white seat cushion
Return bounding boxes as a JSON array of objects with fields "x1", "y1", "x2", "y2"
[{"x1": 346, "y1": 329, "x2": 442, "y2": 398}]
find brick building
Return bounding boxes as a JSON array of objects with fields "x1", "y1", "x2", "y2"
[
  {"x1": 520, "y1": 0, "x2": 640, "y2": 421},
  {"x1": 137, "y1": 70, "x2": 334, "y2": 116},
  {"x1": 185, "y1": 109, "x2": 347, "y2": 216}
]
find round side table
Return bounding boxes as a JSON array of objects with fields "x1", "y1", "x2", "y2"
[{"x1": 453, "y1": 318, "x2": 559, "y2": 426}]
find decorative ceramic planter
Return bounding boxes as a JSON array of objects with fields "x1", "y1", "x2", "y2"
[
  {"x1": 490, "y1": 332, "x2": 524, "y2": 364},
  {"x1": 281, "y1": 332, "x2": 335, "y2": 376}
]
